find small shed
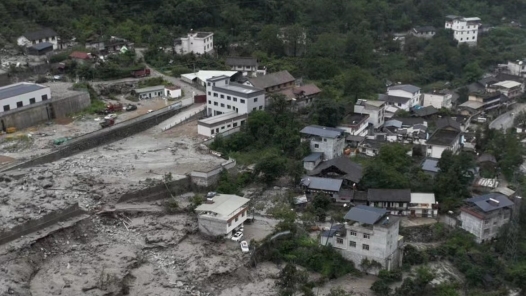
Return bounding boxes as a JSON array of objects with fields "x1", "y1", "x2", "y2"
[
  {"x1": 27, "y1": 42, "x2": 53, "y2": 56},
  {"x1": 132, "y1": 85, "x2": 165, "y2": 99},
  {"x1": 164, "y1": 85, "x2": 182, "y2": 99}
]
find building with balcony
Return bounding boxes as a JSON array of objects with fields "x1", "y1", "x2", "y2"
[
  {"x1": 300, "y1": 125, "x2": 346, "y2": 160},
  {"x1": 205, "y1": 75, "x2": 265, "y2": 117},
  {"x1": 445, "y1": 16, "x2": 481, "y2": 46},
  {"x1": 354, "y1": 99, "x2": 386, "y2": 128},
  {"x1": 174, "y1": 31, "x2": 214, "y2": 55},
  {"x1": 460, "y1": 193, "x2": 515, "y2": 243},
  {"x1": 321, "y1": 205, "x2": 403, "y2": 275},
  {"x1": 194, "y1": 194, "x2": 250, "y2": 237},
  {"x1": 487, "y1": 80, "x2": 523, "y2": 99},
  {"x1": 386, "y1": 84, "x2": 421, "y2": 109},
  {"x1": 338, "y1": 113, "x2": 370, "y2": 136},
  {"x1": 408, "y1": 193, "x2": 438, "y2": 217}
]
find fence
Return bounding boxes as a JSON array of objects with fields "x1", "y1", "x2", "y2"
[
  {"x1": 0, "y1": 203, "x2": 86, "y2": 245},
  {"x1": 162, "y1": 107, "x2": 205, "y2": 131}
]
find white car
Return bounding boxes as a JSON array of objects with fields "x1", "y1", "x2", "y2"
[
  {"x1": 147, "y1": 109, "x2": 154, "y2": 113},
  {"x1": 231, "y1": 231, "x2": 243, "y2": 242},
  {"x1": 240, "y1": 241, "x2": 250, "y2": 253},
  {"x1": 104, "y1": 113, "x2": 117, "y2": 120}
]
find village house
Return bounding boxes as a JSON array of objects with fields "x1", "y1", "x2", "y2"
[
  {"x1": 504, "y1": 60, "x2": 526, "y2": 77},
  {"x1": 194, "y1": 193, "x2": 250, "y2": 237},
  {"x1": 164, "y1": 85, "x2": 182, "y2": 99},
  {"x1": 338, "y1": 113, "x2": 370, "y2": 136},
  {"x1": 17, "y1": 28, "x2": 59, "y2": 50},
  {"x1": 132, "y1": 85, "x2": 165, "y2": 100},
  {"x1": 458, "y1": 91, "x2": 510, "y2": 115},
  {"x1": 413, "y1": 106, "x2": 439, "y2": 118},
  {"x1": 411, "y1": 26, "x2": 436, "y2": 38},
  {"x1": 0, "y1": 82, "x2": 51, "y2": 113},
  {"x1": 174, "y1": 30, "x2": 214, "y2": 55},
  {"x1": 445, "y1": 15, "x2": 481, "y2": 46},
  {"x1": 307, "y1": 156, "x2": 363, "y2": 187},
  {"x1": 181, "y1": 70, "x2": 240, "y2": 88},
  {"x1": 421, "y1": 157, "x2": 440, "y2": 177},
  {"x1": 300, "y1": 125, "x2": 346, "y2": 160},
  {"x1": 386, "y1": 84, "x2": 421, "y2": 108},
  {"x1": 320, "y1": 205, "x2": 403, "y2": 275},
  {"x1": 487, "y1": 80, "x2": 523, "y2": 99},
  {"x1": 426, "y1": 117, "x2": 463, "y2": 158},
  {"x1": 408, "y1": 193, "x2": 438, "y2": 217},
  {"x1": 225, "y1": 57, "x2": 259, "y2": 77},
  {"x1": 367, "y1": 189, "x2": 411, "y2": 216},
  {"x1": 69, "y1": 51, "x2": 91, "y2": 63},
  {"x1": 85, "y1": 35, "x2": 133, "y2": 54},
  {"x1": 303, "y1": 152, "x2": 324, "y2": 171},
  {"x1": 27, "y1": 42, "x2": 54, "y2": 56},
  {"x1": 244, "y1": 70, "x2": 296, "y2": 95},
  {"x1": 354, "y1": 99, "x2": 386, "y2": 128},
  {"x1": 278, "y1": 84, "x2": 321, "y2": 109},
  {"x1": 460, "y1": 193, "x2": 515, "y2": 243},
  {"x1": 378, "y1": 94, "x2": 412, "y2": 112},
  {"x1": 422, "y1": 90, "x2": 453, "y2": 109},
  {"x1": 197, "y1": 112, "x2": 247, "y2": 138},
  {"x1": 300, "y1": 176, "x2": 350, "y2": 201}
]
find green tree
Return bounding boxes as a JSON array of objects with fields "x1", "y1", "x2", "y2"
[
  {"x1": 463, "y1": 62, "x2": 483, "y2": 83},
  {"x1": 254, "y1": 151, "x2": 287, "y2": 184}
]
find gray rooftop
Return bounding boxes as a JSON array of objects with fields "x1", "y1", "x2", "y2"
[
  {"x1": 226, "y1": 57, "x2": 257, "y2": 67},
  {"x1": 421, "y1": 158, "x2": 440, "y2": 173},
  {"x1": 344, "y1": 205, "x2": 388, "y2": 225},
  {"x1": 301, "y1": 176, "x2": 343, "y2": 192},
  {"x1": 23, "y1": 28, "x2": 57, "y2": 41},
  {"x1": 367, "y1": 189, "x2": 411, "y2": 202},
  {"x1": 214, "y1": 81, "x2": 263, "y2": 95},
  {"x1": 133, "y1": 85, "x2": 165, "y2": 94},
  {"x1": 300, "y1": 125, "x2": 345, "y2": 138},
  {"x1": 467, "y1": 193, "x2": 514, "y2": 212},
  {"x1": 303, "y1": 152, "x2": 323, "y2": 162},
  {"x1": 195, "y1": 194, "x2": 249, "y2": 216},
  {"x1": 31, "y1": 42, "x2": 54, "y2": 50},
  {"x1": 378, "y1": 94, "x2": 411, "y2": 104},
  {"x1": 0, "y1": 83, "x2": 47, "y2": 100},
  {"x1": 384, "y1": 119, "x2": 402, "y2": 128},
  {"x1": 248, "y1": 70, "x2": 295, "y2": 89},
  {"x1": 388, "y1": 84, "x2": 421, "y2": 94}
]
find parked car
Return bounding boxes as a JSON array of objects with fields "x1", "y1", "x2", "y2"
[
  {"x1": 125, "y1": 104, "x2": 137, "y2": 111},
  {"x1": 240, "y1": 241, "x2": 250, "y2": 253},
  {"x1": 231, "y1": 231, "x2": 243, "y2": 242},
  {"x1": 147, "y1": 109, "x2": 154, "y2": 113},
  {"x1": 105, "y1": 113, "x2": 117, "y2": 120}
]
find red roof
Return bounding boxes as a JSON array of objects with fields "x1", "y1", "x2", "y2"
[{"x1": 69, "y1": 51, "x2": 90, "y2": 60}]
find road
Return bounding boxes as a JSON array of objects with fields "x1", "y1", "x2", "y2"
[{"x1": 489, "y1": 103, "x2": 526, "y2": 130}]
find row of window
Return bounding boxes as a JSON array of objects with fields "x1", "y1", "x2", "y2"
[
  {"x1": 455, "y1": 31, "x2": 476, "y2": 35},
  {"x1": 336, "y1": 238, "x2": 370, "y2": 250},
  {"x1": 349, "y1": 231, "x2": 370, "y2": 239},
  {"x1": 209, "y1": 92, "x2": 258, "y2": 104},
  {"x1": 227, "y1": 209, "x2": 246, "y2": 227},
  {"x1": 34, "y1": 36, "x2": 56, "y2": 44},
  {"x1": 3, "y1": 95, "x2": 47, "y2": 111},
  {"x1": 458, "y1": 37, "x2": 476, "y2": 41}
]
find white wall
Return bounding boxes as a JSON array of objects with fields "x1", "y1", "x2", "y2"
[
  {"x1": 423, "y1": 93, "x2": 452, "y2": 109},
  {"x1": 427, "y1": 145, "x2": 447, "y2": 158},
  {"x1": 338, "y1": 121, "x2": 368, "y2": 136},
  {"x1": 138, "y1": 90, "x2": 164, "y2": 100},
  {"x1": 307, "y1": 137, "x2": 345, "y2": 160},
  {"x1": 177, "y1": 33, "x2": 214, "y2": 55},
  {"x1": 354, "y1": 104, "x2": 385, "y2": 128},
  {"x1": 388, "y1": 89, "x2": 421, "y2": 107},
  {"x1": 164, "y1": 88, "x2": 182, "y2": 98},
  {"x1": 206, "y1": 78, "x2": 265, "y2": 116},
  {"x1": 0, "y1": 87, "x2": 51, "y2": 112},
  {"x1": 17, "y1": 36, "x2": 59, "y2": 50},
  {"x1": 198, "y1": 118, "x2": 245, "y2": 137},
  {"x1": 446, "y1": 19, "x2": 479, "y2": 45}
]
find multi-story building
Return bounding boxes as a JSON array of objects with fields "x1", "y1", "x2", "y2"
[
  {"x1": 408, "y1": 193, "x2": 438, "y2": 217},
  {"x1": 445, "y1": 16, "x2": 481, "y2": 46},
  {"x1": 174, "y1": 31, "x2": 214, "y2": 55},
  {"x1": 0, "y1": 82, "x2": 51, "y2": 112},
  {"x1": 300, "y1": 125, "x2": 346, "y2": 160},
  {"x1": 505, "y1": 60, "x2": 526, "y2": 77},
  {"x1": 367, "y1": 189, "x2": 411, "y2": 216},
  {"x1": 387, "y1": 84, "x2": 421, "y2": 108},
  {"x1": 321, "y1": 205, "x2": 403, "y2": 274},
  {"x1": 411, "y1": 26, "x2": 436, "y2": 39},
  {"x1": 205, "y1": 75, "x2": 265, "y2": 117},
  {"x1": 354, "y1": 99, "x2": 386, "y2": 128},
  {"x1": 338, "y1": 113, "x2": 370, "y2": 136},
  {"x1": 17, "y1": 28, "x2": 59, "y2": 50},
  {"x1": 422, "y1": 90, "x2": 453, "y2": 109},
  {"x1": 460, "y1": 193, "x2": 515, "y2": 243},
  {"x1": 426, "y1": 117, "x2": 463, "y2": 158},
  {"x1": 487, "y1": 80, "x2": 523, "y2": 99},
  {"x1": 225, "y1": 57, "x2": 258, "y2": 77},
  {"x1": 194, "y1": 193, "x2": 250, "y2": 237},
  {"x1": 244, "y1": 70, "x2": 295, "y2": 93}
]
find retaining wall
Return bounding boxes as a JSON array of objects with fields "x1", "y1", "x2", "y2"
[
  {"x1": 3, "y1": 104, "x2": 191, "y2": 171},
  {"x1": 118, "y1": 177, "x2": 191, "y2": 203},
  {"x1": 52, "y1": 92, "x2": 91, "y2": 118},
  {"x1": 0, "y1": 203, "x2": 86, "y2": 246}
]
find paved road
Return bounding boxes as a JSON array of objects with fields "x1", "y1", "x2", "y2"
[{"x1": 489, "y1": 103, "x2": 526, "y2": 130}]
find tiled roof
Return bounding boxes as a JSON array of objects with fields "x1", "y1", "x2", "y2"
[
  {"x1": 248, "y1": 70, "x2": 295, "y2": 89},
  {"x1": 300, "y1": 125, "x2": 344, "y2": 138},
  {"x1": 23, "y1": 28, "x2": 57, "y2": 41},
  {"x1": 308, "y1": 156, "x2": 363, "y2": 183},
  {"x1": 367, "y1": 189, "x2": 411, "y2": 202}
]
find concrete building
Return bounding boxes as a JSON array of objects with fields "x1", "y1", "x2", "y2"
[
  {"x1": 458, "y1": 91, "x2": 509, "y2": 115},
  {"x1": 195, "y1": 194, "x2": 250, "y2": 237},
  {"x1": 0, "y1": 83, "x2": 51, "y2": 113},
  {"x1": 225, "y1": 57, "x2": 258, "y2": 77},
  {"x1": 445, "y1": 15, "x2": 481, "y2": 46},
  {"x1": 197, "y1": 112, "x2": 247, "y2": 137},
  {"x1": 423, "y1": 90, "x2": 453, "y2": 109},
  {"x1": 426, "y1": 117, "x2": 463, "y2": 158},
  {"x1": 460, "y1": 193, "x2": 515, "y2": 243},
  {"x1": 132, "y1": 85, "x2": 165, "y2": 100},
  {"x1": 321, "y1": 205, "x2": 403, "y2": 274},
  {"x1": 278, "y1": 84, "x2": 321, "y2": 109},
  {"x1": 164, "y1": 85, "x2": 182, "y2": 99},
  {"x1": 387, "y1": 84, "x2": 421, "y2": 108},
  {"x1": 338, "y1": 113, "x2": 370, "y2": 136},
  {"x1": 174, "y1": 31, "x2": 214, "y2": 55},
  {"x1": 181, "y1": 70, "x2": 240, "y2": 88},
  {"x1": 367, "y1": 189, "x2": 411, "y2": 216},
  {"x1": 411, "y1": 26, "x2": 436, "y2": 38},
  {"x1": 409, "y1": 193, "x2": 438, "y2": 217},
  {"x1": 378, "y1": 94, "x2": 412, "y2": 111},
  {"x1": 300, "y1": 125, "x2": 346, "y2": 160},
  {"x1": 505, "y1": 60, "x2": 526, "y2": 77},
  {"x1": 354, "y1": 99, "x2": 386, "y2": 128},
  {"x1": 487, "y1": 80, "x2": 523, "y2": 99},
  {"x1": 17, "y1": 28, "x2": 59, "y2": 50},
  {"x1": 303, "y1": 152, "x2": 323, "y2": 171},
  {"x1": 205, "y1": 75, "x2": 265, "y2": 116},
  {"x1": 244, "y1": 70, "x2": 295, "y2": 94}
]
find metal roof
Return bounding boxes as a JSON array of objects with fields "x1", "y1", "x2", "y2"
[
  {"x1": 300, "y1": 125, "x2": 344, "y2": 138},
  {"x1": 388, "y1": 84, "x2": 421, "y2": 94},
  {"x1": 308, "y1": 156, "x2": 363, "y2": 183},
  {"x1": 384, "y1": 119, "x2": 402, "y2": 128},
  {"x1": 367, "y1": 189, "x2": 411, "y2": 202},
  {"x1": 30, "y1": 42, "x2": 53, "y2": 50},
  {"x1": 22, "y1": 28, "x2": 57, "y2": 41},
  {"x1": 0, "y1": 83, "x2": 47, "y2": 100},
  {"x1": 247, "y1": 70, "x2": 295, "y2": 89},
  {"x1": 301, "y1": 176, "x2": 343, "y2": 192},
  {"x1": 421, "y1": 158, "x2": 440, "y2": 173},
  {"x1": 493, "y1": 80, "x2": 522, "y2": 89},
  {"x1": 303, "y1": 152, "x2": 323, "y2": 162},
  {"x1": 195, "y1": 194, "x2": 250, "y2": 216},
  {"x1": 344, "y1": 205, "x2": 387, "y2": 225},
  {"x1": 133, "y1": 85, "x2": 165, "y2": 94},
  {"x1": 467, "y1": 193, "x2": 514, "y2": 212},
  {"x1": 378, "y1": 94, "x2": 411, "y2": 104},
  {"x1": 225, "y1": 57, "x2": 257, "y2": 67},
  {"x1": 410, "y1": 193, "x2": 436, "y2": 204}
]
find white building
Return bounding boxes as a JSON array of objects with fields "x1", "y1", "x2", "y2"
[
  {"x1": 487, "y1": 80, "x2": 523, "y2": 99},
  {"x1": 181, "y1": 70, "x2": 239, "y2": 88},
  {"x1": 411, "y1": 26, "x2": 436, "y2": 39},
  {"x1": 17, "y1": 28, "x2": 59, "y2": 50},
  {"x1": 445, "y1": 16, "x2": 481, "y2": 46},
  {"x1": 132, "y1": 85, "x2": 165, "y2": 100},
  {"x1": 506, "y1": 60, "x2": 526, "y2": 77},
  {"x1": 194, "y1": 194, "x2": 250, "y2": 237},
  {"x1": 423, "y1": 91, "x2": 453, "y2": 109},
  {"x1": 225, "y1": 57, "x2": 258, "y2": 77},
  {"x1": 354, "y1": 99, "x2": 386, "y2": 128},
  {"x1": 164, "y1": 85, "x2": 182, "y2": 99},
  {"x1": 409, "y1": 193, "x2": 438, "y2": 217},
  {"x1": 387, "y1": 84, "x2": 421, "y2": 108},
  {"x1": 205, "y1": 75, "x2": 265, "y2": 117},
  {"x1": 321, "y1": 205, "x2": 403, "y2": 275},
  {"x1": 197, "y1": 112, "x2": 247, "y2": 137},
  {"x1": 0, "y1": 82, "x2": 51, "y2": 112},
  {"x1": 174, "y1": 31, "x2": 214, "y2": 55},
  {"x1": 300, "y1": 125, "x2": 346, "y2": 160},
  {"x1": 460, "y1": 193, "x2": 515, "y2": 243},
  {"x1": 338, "y1": 113, "x2": 370, "y2": 136}
]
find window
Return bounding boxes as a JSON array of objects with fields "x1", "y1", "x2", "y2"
[
  {"x1": 227, "y1": 105, "x2": 231, "y2": 109},
  {"x1": 221, "y1": 126, "x2": 225, "y2": 130},
  {"x1": 227, "y1": 96, "x2": 231, "y2": 100},
  {"x1": 227, "y1": 124, "x2": 231, "y2": 128},
  {"x1": 208, "y1": 100, "x2": 211, "y2": 104},
  {"x1": 16, "y1": 102, "x2": 23, "y2": 108},
  {"x1": 323, "y1": 138, "x2": 327, "y2": 142},
  {"x1": 399, "y1": 202, "x2": 404, "y2": 207},
  {"x1": 3, "y1": 105, "x2": 10, "y2": 111},
  {"x1": 207, "y1": 82, "x2": 211, "y2": 86},
  {"x1": 220, "y1": 103, "x2": 225, "y2": 107},
  {"x1": 235, "y1": 216, "x2": 238, "y2": 222},
  {"x1": 314, "y1": 144, "x2": 319, "y2": 148},
  {"x1": 484, "y1": 219, "x2": 490, "y2": 224},
  {"x1": 241, "y1": 120, "x2": 245, "y2": 125},
  {"x1": 214, "y1": 102, "x2": 218, "y2": 106},
  {"x1": 228, "y1": 221, "x2": 231, "y2": 227},
  {"x1": 220, "y1": 94, "x2": 224, "y2": 99},
  {"x1": 362, "y1": 244, "x2": 369, "y2": 251},
  {"x1": 42, "y1": 94, "x2": 48, "y2": 101},
  {"x1": 259, "y1": 106, "x2": 263, "y2": 110},
  {"x1": 213, "y1": 93, "x2": 218, "y2": 97},
  {"x1": 336, "y1": 238, "x2": 343, "y2": 244},
  {"x1": 211, "y1": 130, "x2": 214, "y2": 135},
  {"x1": 253, "y1": 107, "x2": 256, "y2": 111},
  {"x1": 240, "y1": 99, "x2": 245, "y2": 103},
  {"x1": 254, "y1": 98, "x2": 258, "y2": 102},
  {"x1": 233, "y1": 122, "x2": 238, "y2": 127},
  {"x1": 233, "y1": 97, "x2": 238, "y2": 102},
  {"x1": 460, "y1": 38, "x2": 463, "y2": 41},
  {"x1": 363, "y1": 234, "x2": 370, "y2": 239},
  {"x1": 242, "y1": 211, "x2": 245, "y2": 217},
  {"x1": 349, "y1": 241, "x2": 356, "y2": 247},
  {"x1": 350, "y1": 231, "x2": 357, "y2": 236},
  {"x1": 30, "y1": 98, "x2": 36, "y2": 104}
]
